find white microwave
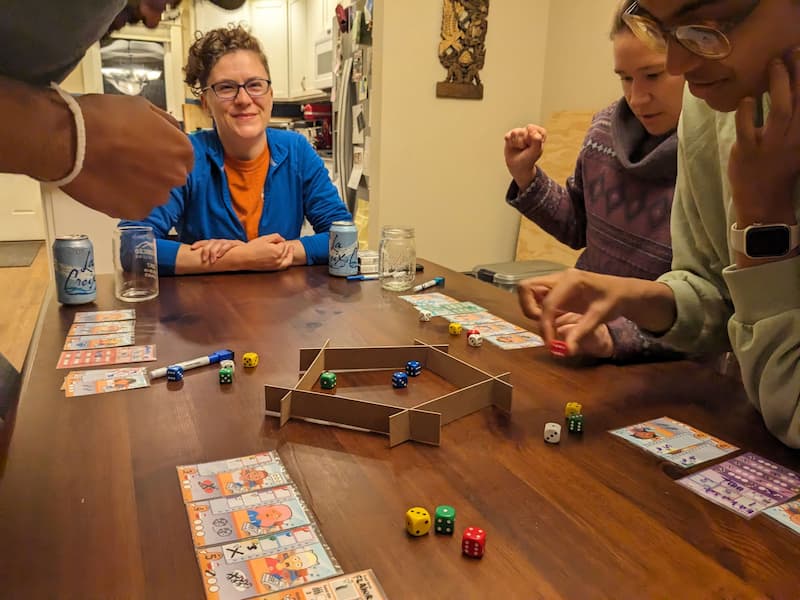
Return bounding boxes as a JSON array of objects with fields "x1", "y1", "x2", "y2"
[{"x1": 311, "y1": 33, "x2": 333, "y2": 90}]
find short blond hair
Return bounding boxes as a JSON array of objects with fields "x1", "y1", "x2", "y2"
[{"x1": 610, "y1": 0, "x2": 637, "y2": 39}]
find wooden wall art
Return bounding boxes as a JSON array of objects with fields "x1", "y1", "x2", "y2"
[
  {"x1": 264, "y1": 339, "x2": 512, "y2": 447},
  {"x1": 436, "y1": 0, "x2": 490, "y2": 100}
]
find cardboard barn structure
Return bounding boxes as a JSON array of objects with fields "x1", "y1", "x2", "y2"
[{"x1": 264, "y1": 340, "x2": 512, "y2": 447}]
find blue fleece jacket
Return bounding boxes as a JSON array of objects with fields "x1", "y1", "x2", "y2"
[{"x1": 120, "y1": 127, "x2": 351, "y2": 275}]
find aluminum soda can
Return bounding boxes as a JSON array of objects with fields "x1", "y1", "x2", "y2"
[
  {"x1": 328, "y1": 221, "x2": 358, "y2": 276},
  {"x1": 53, "y1": 234, "x2": 97, "y2": 304}
]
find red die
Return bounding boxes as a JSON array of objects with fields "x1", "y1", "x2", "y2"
[
  {"x1": 461, "y1": 526, "x2": 486, "y2": 558},
  {"x1": 466, "y1": 328, "x2": 481, "y2": 337},
  {"x1": 549, "y1": 339, "x2": 569, "y2": 358}
]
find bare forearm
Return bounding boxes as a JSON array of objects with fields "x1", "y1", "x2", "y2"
[
  {"x1": 174, "y1": 244, "x2": 250, "y2": 274},
  {"x1": 0, "y1": 75, "x2": 73, "y2": 180},
  {"x1": 621, "y1": 279, "x2": 677, "y2": 335}
]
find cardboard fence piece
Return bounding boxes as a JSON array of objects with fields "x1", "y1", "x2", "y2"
[{"x1": 264, "y1": 339, "x2": 512, "y2": 447}]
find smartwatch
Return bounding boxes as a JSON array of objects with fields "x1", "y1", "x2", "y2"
[{"x1": 730, "y1": 222, "x2": 800, "y2": 259}]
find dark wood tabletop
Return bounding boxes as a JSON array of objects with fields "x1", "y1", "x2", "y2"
[{"x1": 1, "y1": 260, "x2": 799, "y2": 599}]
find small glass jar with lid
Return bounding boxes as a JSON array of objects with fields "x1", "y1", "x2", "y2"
[{"x1": 379, "y1": 226, "x2": 416, "y2": 291}]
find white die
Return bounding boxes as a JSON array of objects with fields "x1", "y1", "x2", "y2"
[
  {"x1": 220, "y1": 359, "x2": 235, "y2": 371},
  {"x1": 544, "y1": 422, "x2": 561, "y2": 444},
  {"x1": 418, "y1": 310, "x2": 433, "y2": 322},
  {"x1": 467, "y1": 333, "x2": 483, "y2": 347}
]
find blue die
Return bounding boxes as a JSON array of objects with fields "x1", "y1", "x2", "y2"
[
  {"x1": 392, "y1": 371, "x2": 408, "y2": 388},
  {"x1": 405, "y1": 360, "x2": 422, "y2": 377},
  {"x1": 166, "y1": 364, "x2": 184, "y2": 382}
]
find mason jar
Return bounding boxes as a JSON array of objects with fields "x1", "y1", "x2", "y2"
[{"x1": 379, "y1": 226, "x2": 416, "y2": 291}]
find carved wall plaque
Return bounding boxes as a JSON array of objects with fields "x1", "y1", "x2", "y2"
[{"x1": 436, "y1": 0, "x2": 489, "y2": 100}]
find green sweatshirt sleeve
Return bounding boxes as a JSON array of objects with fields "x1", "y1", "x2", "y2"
[{"x1": 724, "y1": 257, "x2": 800, "y2": 448}]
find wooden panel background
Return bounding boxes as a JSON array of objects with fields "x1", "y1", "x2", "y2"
[{"x1": 514, "y1": 110, "x2": 596, "y2": 266}]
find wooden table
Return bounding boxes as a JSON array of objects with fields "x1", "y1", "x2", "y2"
[{"x1": 1, "y1": 261, "x2": 799, "y2": 599}]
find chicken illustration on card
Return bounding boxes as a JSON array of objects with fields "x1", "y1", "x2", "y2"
[
  {"x1": 187, "y1": 486, "x2": 312, "y2": 547},
  {"x1": 179, "y1": 452, "x2": 290, "y2": 502},
  {"x1": 196, "y1": 526, "x2": 341, "y2": 599}
]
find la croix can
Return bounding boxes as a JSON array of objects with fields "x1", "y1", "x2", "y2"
[
  {"x1": 328, "y1": 220, "x2": 358, "y2": 277},
  {"x1": 53, "y1": 234, "x2": 96, "y2": 304}
]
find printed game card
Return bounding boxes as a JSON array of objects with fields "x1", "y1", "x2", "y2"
[
  {"x1": 196, "y1": 527, "x2": 342, "y2": 599},
  {"x1": 252, "y1": 569, "x2": 388, "y2": 600},
  {"x1": 764, "y1": 499, "x2": 800, "y2": 536},
  {"x1": 186, "y1": 485, "x2": 312, "y2": 547},
  {"x1": 73, "y1": 309, "x2": 136, "y2": 323},
  {"x1": 63, "y1": 332, "x2": 135, "y2": 350},
  {"x1": 442, "y1": 311, "x2": 504, "y2": 326},
  {"x1": 67, "y1": 320, "x2": 135, "y2": 337},
  {"x1": 484, "y1": 331, "x2": 544, "y2": 349},
  {"x1": 57, "y1": 345, "x2": 157, "y2": 369},
  {"x1": 63, "y1": 367, "x2": 150, "y2": 397},
  {"x1": 178, "y1": 452, "x2": 290, "y2": 502},
  {"x1": 399, "y1": 292, "x2": 456, "y2": 306},
  {"x1": 677, "y1": 453, "x2": 800, "y2": 518},
  {"x1": 609, "y1": 416, "x2": 738, "y2": 467}
]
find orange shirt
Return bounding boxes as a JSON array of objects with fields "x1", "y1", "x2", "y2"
[{"x1": 224, "y1": 145, "x2": 270, "y2": 241}]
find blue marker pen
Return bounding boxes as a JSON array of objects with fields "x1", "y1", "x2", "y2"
[
  {"x1": 150, "y1": 349, "x2": 234, "y2": 379},
  {"x1": 346, "y1": 274, "x2": 380, "y2": 281},
  {"x1": 410, "y1": 276, "x2": 444, "y2": 293}
]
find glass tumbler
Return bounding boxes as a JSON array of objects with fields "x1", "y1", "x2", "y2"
[
  {"x1": 113, "y1": 225, "x2": 159, "y2": 302},
  {"x1": 379, "y1": 226, "x2": 416, "y2": 291}
]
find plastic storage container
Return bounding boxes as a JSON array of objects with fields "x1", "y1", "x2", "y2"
[{"x1": 471, "y1": 260, "x2": 567, "y2": 292}]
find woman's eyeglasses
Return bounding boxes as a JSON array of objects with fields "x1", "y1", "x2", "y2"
[{"x1": 203, "y1": 78, "x2": 272, "y2": 100}]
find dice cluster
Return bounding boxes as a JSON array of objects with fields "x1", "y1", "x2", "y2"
[
  {"x1": 218, "y1": 352, "x2": 259, "y2": 384},
  {"x1": 544, "y1": 402, "x2": 585, "y2": 444},
  {"x1": 404, "y1": 504, "x2": 485, "y2": 558},
  {"x1": 320, "y1": 360, "x2": 424, "y2": 391},
  {"x1": 447, "y1": 322, "x2": 483, "y2": 347}
]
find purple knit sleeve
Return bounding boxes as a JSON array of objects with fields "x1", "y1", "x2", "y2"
[
  {"x1": 606, "y1": 317, "x2": 684, "y2": 363},
  {"x1": 505, "y1": 162, "x2": 588, "y2": 250}
]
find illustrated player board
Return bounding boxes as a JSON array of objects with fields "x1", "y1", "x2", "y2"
[
  {"x1": 187, "y1": 486, "x2": 312, "y2": 547},
  {"x1": 196, "y1": 527, "x2": 341, "y2": 599},
  {"x1": 609, "y1": 416, "x2": 739, "y2": 467},
  {"x1": 399, "y1": 292, "x2": 456, "y2": 306},
  {"x1": 67, "y1": 320, "x2": 135, "y2": 337},
  {"x1": 251, "y1": 569, "x2": 388, "y2": 600},
  {"x1": 441, "y1": 311, "x2": 506, "y2": 326},
  {"x1": 179, "y1": 452, "x2": 290, "y2": 502},
  {"x1": 73, "y1": 309, "x2": 136, "y2": 323},
  {"x1": 483, "y1": 331, "x2": 544, "y2": 350},
  {"x1": 677, "y1": 453, "x2": 800, "y2": 519},
  {"x1": 57, "y1": 345, "x2": 156, "y2": 369},
  {"x1": 63, "y1": 332, "x2": 135, "y2": 350},
  {"x1": 764, "y1": 499, "x2": 800, "y2": 536},
  {"x1": 63, "y1": 367, "x2": 149, "y2": 397}
]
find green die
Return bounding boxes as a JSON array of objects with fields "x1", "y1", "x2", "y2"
[
  {"x1": 219, "y1": 367, "x2": 233, "y2": 384},
  {"x1": 567, "y1": 414, "x2": 584, "y2": 434},
  {"x1": 320, "y1": 371, "x2": 337, "y2": 389},
  {"x1": 434, "y1": 505, "x2": 456, "y2": 535}
]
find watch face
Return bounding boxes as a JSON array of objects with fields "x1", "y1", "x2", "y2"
[{"x1": 746, "y1": 225, "x2": 791, "y2": 258}]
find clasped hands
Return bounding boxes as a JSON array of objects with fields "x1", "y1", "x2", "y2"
[{"x1": 190, "y1": 233, "x2": 297, "y2": 271}]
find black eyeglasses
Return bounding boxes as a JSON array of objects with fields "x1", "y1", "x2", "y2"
[
  {"x1": 622, "y1": 0, "x2": 759, "y2": 60},
  {"x1": 203, "y1": 78, "x2": 272, "y2": 100}
]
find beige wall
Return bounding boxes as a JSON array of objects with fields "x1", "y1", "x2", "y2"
[
  {"x1": 539, "y1": 0, "x2": 622, "y2": 122},
  {"x1": 371, "y1": 0, "x2": 550, "y2": 272}
]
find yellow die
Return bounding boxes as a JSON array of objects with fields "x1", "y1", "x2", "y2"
[
  {"x1": 448, "y1": 322, "x2": 462, "y2": 335},
  {"x1": 243, "y1": 352, "x2": 259, "y2": 368},
  {"x1": 565, "y1": 401, "x2": 582, "y2": 418},
  {"x1": 405, "y1": 506, "x2": 431, "y2": 536}
]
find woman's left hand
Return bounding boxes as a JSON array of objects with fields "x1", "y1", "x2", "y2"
[{"x1": 190, "y1": 238, "x2": 245, "y2": 264}]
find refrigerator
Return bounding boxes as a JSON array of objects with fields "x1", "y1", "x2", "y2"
[{"x1": 332, "y1": 0, "x2": 373, "y2": 243}]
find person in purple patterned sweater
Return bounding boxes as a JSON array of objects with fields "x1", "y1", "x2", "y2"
[{"x1": 504, "y1": 0, "x2": 685, "y2": 363}]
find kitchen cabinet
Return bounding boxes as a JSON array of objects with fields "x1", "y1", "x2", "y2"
[{"x1": 194, "y1": 0, "x2": 330, "y2": 100}]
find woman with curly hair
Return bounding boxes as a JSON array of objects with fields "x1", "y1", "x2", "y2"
[{"x1": 122, "y1": 25, "x2": 352, "y2": 275}]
